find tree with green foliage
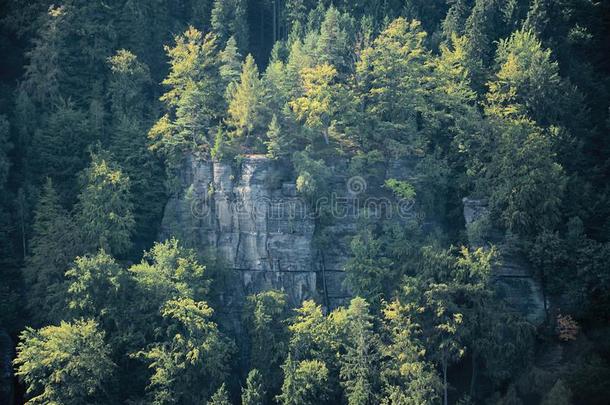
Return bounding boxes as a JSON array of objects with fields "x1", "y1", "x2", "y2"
[
  {"x1": 285, "y1": 299, "x2": 348, "y2": 402},
  {"x1": 136, "y1": 298, "x2": 233, "y2": 404},
  {"x1": 14, "y1": 319, "x2": 114, "y2": 405},
  {"x1": 29, "y1": 100, "x2": 95, "y2": 201},
  {"x1": 209, "y1": 383, "x2": 231, "y2": 405},
  {"x1": 354, "y1": 18, "x2": 430, "y2": 153},
  {"x1": 485, "y1": 118, "x2": 566, "y2": 235},
  {"x1": 219, "y1": 36, "x2": 243, "y2": 98},
  {"x1": 149, "y1": 27, "x2": 224, "y2": 161},
  {"x1": 316, "y1": 7, "x2": 353, "y2": 74},
  {"x1": 265, "y1": 114, "x2": 294, "y2": 159},
  {"x1": 21, "y1": 5, "x2": 65, "y2": 104},
  {"x1": 340, "y1": 298, "x2": 380, "y2": 405},
  {"x1": 292, "y1": 149, "x2": 331, "y2": 201},
  {"x1": 65, "y1": 250, "x2": 129, "y2": 335},
  {"x1": 277, "y1": 356, "x2": 330, "y2": 405},
  {"x1": 290, "y1": 63, "x2": 337, "y2": 144},
  {"x1": 75, "y1": 152, "x2": 135, "y2": 256},
  {"x1": 381, "y1": 299, "x2": 442, "y2": 405},
  {"x1": 23, "y1": 179, "x2": 82, "y2": 325},
  {"x1": 107, "y1": 49, "x2": 166, "y2": 255},
  {"x1": 242, "y1": 369, "x2": 265, "y2": 405},
  {"x1": 107, "y1": 49, "x2": 151, "y2": 118},
  {"x1": 0, "y1": 205, "x2": 22, "y2": 333},
  {"x1": 0, "y1": 116, "x2": 11, "y2": 190},
  {"x1": 129, "y1": 238, "x2": 209, "y2": 330},
  {"x1": 487, "y1": 29, "x2": 562, "y2": 125},
  {"x1": 244, "y1": 290, "x2": 289, "y2": 394},
  {"x1": 226, "y1": 54, "x2": 267, "y2": 144},
  {"x1": 398, "y1": 272, "x2": 466, "y2": 405},
  {"x1": 345, "y1": 230, "x2": 394, "y2": 303},
  {"x1": 211, "y1": 0, "x2": 249, "y2": 51}
]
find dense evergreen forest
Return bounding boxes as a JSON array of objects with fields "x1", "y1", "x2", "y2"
[{"x1": 1, "y1": 0, "x2": 610, "y2": 404}]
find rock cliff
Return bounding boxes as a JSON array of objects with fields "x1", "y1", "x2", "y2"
[
  {"x1": 161, "y1": 154, "x2": 352, "y2": 308},
  {"x1": 161, "y1": 155, "x2": 546, "y2": 324}
]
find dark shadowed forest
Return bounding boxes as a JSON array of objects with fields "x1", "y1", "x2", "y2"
[{"x1": 1, "y1": 1, "x2": 610, "y2": 404}]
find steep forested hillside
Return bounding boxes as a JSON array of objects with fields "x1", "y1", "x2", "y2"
[{"x1": 1, "y1": 1, "x2": 610, "y2": 404}]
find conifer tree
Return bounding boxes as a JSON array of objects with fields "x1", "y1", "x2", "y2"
[
  {"x1": 136, "y1": 298, "x2": 233, "y2": 404},
  {"x1": 340, "y1": 298, "x2": 381, "y2": 405},
  {"x1": 107, "y1": 49, "x2": 165, "y2": 254},
  {"x1": 107, "y1": 49, "x2": 151, "y2": 118},
  {"x1": 29, "y1": 100, "x2": 94, "y2": 201},
  {"x1": 209, "y1": 383, "x2": 231, "y2": 405},
  {"x1": 65, "y1": 250, "x2": 129, "y2": 333},
  {"x1": 128, "y1": 238, "x2": 210, "y2": 337},
  {"x1": 24, "y1": 179, "x2": 82, "y2": 325},
  {"x1": 244, "y1": 290, "x2": 289, "y2": 393},
  {"x1": 226, "y1": 54, "x2": 267, "y2": 144},
  {"x1": 242, "y1": 369, "x2": 265, "y2": 405},
  {"x1": 219, "y1": 36, "x2": 243, "y2": 98},
  {"x1": 149, "y1": 27, "x2": 224, "y2": 161},
  {"x1": 487, "y1": 29, "x2": 561, "y2": 125},
  {"x1": 211, "y1": 0, "x2": 249, "y2": 51},
  {"x1": 381, "y1": 300, "x2": 442, "y2": 405},
  {"x1": 265, "y1": 114, "x2": 293, "y2": 159},
  {"x1": 354, "y1": 18, "x2": 430, "y2": 152},
  {"x1": 277, "y1": 356, "x2": 330, "y2": 405},
  {"x1": 21, "y1": 5, "x2": 65, "y2": 104},
  {"x1": 316, "y1": 7, "x2": 352, "y2": 73},
  {"x1": 75, "y1": 152, "x2": 135, "y2": 256},
  {"x1": 290, "y1": 63, "x2": 337, "y2": 144}
]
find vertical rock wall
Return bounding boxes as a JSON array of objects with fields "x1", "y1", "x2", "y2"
[{"x1": 161, "y1": 154, "x2": 323, "y2": 307}]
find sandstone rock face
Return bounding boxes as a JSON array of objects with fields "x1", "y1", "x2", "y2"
[
  {"x1": 462, "y1": 198, "x2": 547, "y2": 324},
  {"x1": 161, "y1": 154, "x2": 343, "y2": 307},
  {"x1": 162, "y1": 155, "x2": 546, "y2": 325}
]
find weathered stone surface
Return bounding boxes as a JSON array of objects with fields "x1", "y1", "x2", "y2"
[
  {"x1": 161, "y1": 155, "x2": 319, "y2": 306},
  {"x1": 463, "y1": 197, "x2": 547, "y2": 324}
]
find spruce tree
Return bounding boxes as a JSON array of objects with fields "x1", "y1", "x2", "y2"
[
  {"x1": 108, "y1": 49, "x2": 165, "y2": 255},
  {"x1": 149, "y1": 27, "x2": 224, "y2": 162},
  {"x1": 316, "y1": 7, "x2": 352, "y2": 73},
  {"x1": 65, "y1": 250, "x2": 129, "y2": 333},
  {"x1": 209, "y1": 383, "x2": 231, "y2": 405},
  {"x1": 137, "y1": 299, "x2": 233, "y2": 404},
  {"x1": 219, "y1": 36, "x2": 243, "y2": 99},
  {"x1": 23, "y1": 179, "x2": 82, "y2": 325},
  {"x1": 340, "y1": 298, "x2": 381, "y2": 405},
  {"x1": 277, "y1": 356, "x2": 330, "y2": 405},
  {"x1": 265, "y1": 114, "x2": 293, "y2": 159},
  {"x1": 29, "y1": 100, "x2": 94, "y2": 202},
  {"x1": 226, "y1": 54, "x2": 267, "y2": 144},
  {"x1": 242, "y1": 369, "x2": 265, "y2": 405},
  {"x1": 75, "y1": 152, "x2": 135, "y2": 256},
  {"x1": 244, "y1": 291, "x2": 289, "y2": 393},
  {"x1": 211, "y1": 0, "x2": 249, "y2": 51}
]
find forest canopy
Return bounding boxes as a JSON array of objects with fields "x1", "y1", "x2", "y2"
[{"x1": 1, "y1": 0, "x2": 610, "y2": 404}]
